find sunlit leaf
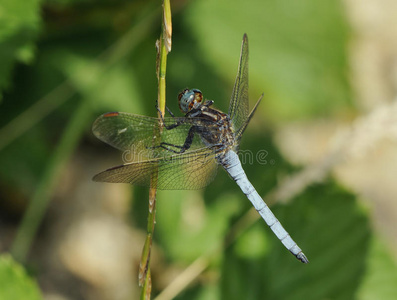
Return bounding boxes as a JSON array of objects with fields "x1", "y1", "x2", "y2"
[
  {"x1": 183, "y1": 0, "x2": 351, "y2": 121},
  {"x1": 357, "y1": 238, "x2": 397, "y2": 300},
  {"x1": 221, "y1": 182, "x2": 371, "y2": 300},
  {"x1": 0, "y1": 254, "x2": 42, "y2": 300}
]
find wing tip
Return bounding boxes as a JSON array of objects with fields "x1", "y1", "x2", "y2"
[
  {"x1": 92, "y1": 164, "x2": 126, "y2": 183},
  {"x1": 92, "y1": 172, "x2": 105, "y2": 182}
]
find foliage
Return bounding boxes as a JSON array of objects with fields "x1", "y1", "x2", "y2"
[
  {"x1": 0, "y1": 0, "x2": 42, "y2": 100},
  {"x1": 0, "y1": 255, "x2": 42, "y2": 300},
  {"x1": 183, "y1": 0, "x2": 352, "y2": 121},
  {"x1": 221, "y1": 183, "x2": 371, "y2": 300},
  {"x1": 0, "y1": 0, "x2": 396, "y2": 300}
]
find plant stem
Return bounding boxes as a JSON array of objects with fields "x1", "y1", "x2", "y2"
[{"x1": 139, "y1": 1, "x2": 172, "y2": 299}]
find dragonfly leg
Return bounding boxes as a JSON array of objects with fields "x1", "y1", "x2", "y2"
[
  {"x1": 155, "y1": 105, "x2": 189, "y2": 131},
  {"x1": 156, "y1": 104, "x2": 178, "y2": 118},
  {"x1": 148, "y1": 126, "x2": 196, "y2": 154},
  {"x1": 155, "y1": 142, "x2": 186, "y2": 154},
  {"x1": 165, "y1": 106, "x2": 176, "y2": 117},
  {"x1": 155, "y1": 104, "x2": 177, "y2": 122},
  {"x1": 155, "y1": 105, "x2": 165, "y2": 121}
]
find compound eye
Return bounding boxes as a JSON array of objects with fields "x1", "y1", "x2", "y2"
[
  {"x1": 178, "y1": 88, "x2": 189, "y2": 102},
  {"x1": 192, "y1": 90, "x2": 203, "y2": 107},
  {"x1": 178, "y1": 89, "x2": 195, "y2": 113},
  {"x1": 178, "y1": 89, "x2": 204, "y2": 113}
]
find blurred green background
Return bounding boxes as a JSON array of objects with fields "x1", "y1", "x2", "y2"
[{"x1": 1, "y1": 0, "x2": 397, "y2": 299}]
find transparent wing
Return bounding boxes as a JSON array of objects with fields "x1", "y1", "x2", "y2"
[
  {"x1": 92, "y1": 112, "x2": 206, "y2": 162},
  {"x1": 228, "y1": 34, "x2": 249, "y2": 134},
  {"x1": 93, "y1": 147, "x2": 219, "y2": 190}
]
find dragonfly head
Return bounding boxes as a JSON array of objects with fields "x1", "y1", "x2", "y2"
[{"x1": 178, "y1": 89, "x2": 203, "y2": 113}]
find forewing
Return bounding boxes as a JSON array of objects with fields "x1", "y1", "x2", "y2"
[
  {"x1": 93, "y1": 147, "x2": 219, "y2": 190},
  {"x1": 93, "y1": 112, "x2": 205, "y2": 161},
  {"x1": 228, "y1": 34, "x2": 249, "y2": 133}
]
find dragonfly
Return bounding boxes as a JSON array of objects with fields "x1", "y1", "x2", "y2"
[{"x1": 93, "y1": 34, "x2": 308, "y2": 263}]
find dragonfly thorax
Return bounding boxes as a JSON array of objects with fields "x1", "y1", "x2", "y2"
[{"x1": 178, "y1": 88, "x2": 203, "y2": 113}]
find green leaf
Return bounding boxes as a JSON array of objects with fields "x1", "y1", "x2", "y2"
[
  {"x1": 221, "y1": 182, "x2": 371, "y2": 300},
  {"x1": 0, "y1": 0, "x2": 42, "y2": 99},
  {"x1": 155, "y1": 190, "x2": 243, "y2": 262},
  {"x1": 0, "y1": 254, "x2": 42, "y2": 300},
  {"x1": 357, "y1": 238, "x2": 397, "y2": 300},
  {"x1": 56, "y1": 51, "x2": 143, "y2": 113},
  {"x1": 183, "y1": 0, "x2": 352, "y2": 121}
]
